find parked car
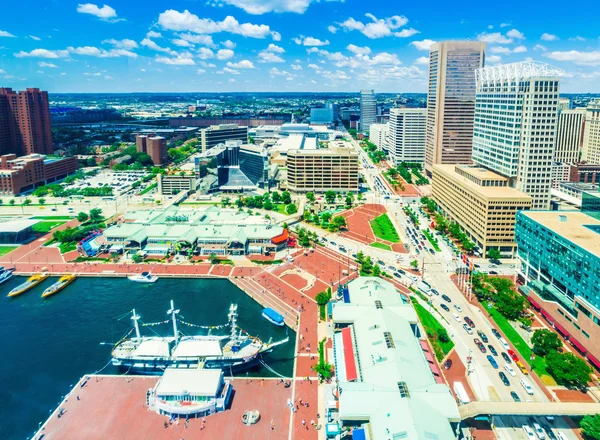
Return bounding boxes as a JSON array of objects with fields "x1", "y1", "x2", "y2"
[
  {"x1": 501, "y1": 352, "x2": 512, "y2": 364},
  {"x1": 429, "y1": 249, "x2": 435, "y2": 255},
  {"x1": 396, "y1": 269, "x2": 406, "y2": 275},
  {"x1": 522, "y1": 425, "x2": 536, "y2": 440},
  {"x1": 491, "y1": 328, "x2": 502, "y2": 339},
  {"x1": 533, "y1": 423, "x2": 546, "y2": 440},
  {"x1": 440, "y1": 303, "x2": 450, "y2": 312},
  {"x1": 453, "y1": 313, "x2": 462, "y2": 323},
  {"x1": 463, "y1": 324, "x2": 473, "y2": 335},
  {"x1": 499, "y1": 371, "x2": 510, "y2": 386},
  {"x1": 516, "y1": 360, "x2": 529, "y2": 375},
  {"x1": 489, "y1": 270, "x2": 498, "y2": 275},
  {"x1": 507, "y1": 349, "x2": 519, "y2": 362},
  {"x1": 442, "y1": 294, "x2": 452, "y2": 303},
  {"x1": 499, "y1": 337, "x2": 510, "y2": 350},
  {"x1": 444, "y1": 359, "x2": 452, "y2": 370},
  {"x1": 464, "y1": 316, "x2": 475, "y2": 328},
  {"x1": 431, "y1": 288, "x2": 440, "y2": 296},
  {"x1": 487, "y1": 355, "x2": 498, "y2": 369},
  {"x1": 477, "y1": 330, "x2": 488, "y2": 343},
  {"x1": 377, "y1": 260, "x2": 385, "y2": 266},
  {"x1": 511, "y1": 391, "x2": 521, "y2": 402},
  {"x1": 488, "y1": 345, "x2": 498, "y2": 356},
  {"x1": 521, "y1": 378, "x2": 535, "y2": 395},
  {"x1": 393, "y1": 272, "x2": 402, "y2": 279}
]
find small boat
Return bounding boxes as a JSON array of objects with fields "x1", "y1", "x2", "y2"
[
  {"x1": 242, "y1": 410, "x2": 260, "y2": 426},
  {"x1": 0, "y1": 267, "x2": 15, "y2": 285},
  {"x1": 42, "y1": 274, "x2": 76, "y2": 298},
  {"x1": 262, "y1": 308, "x2": 285, "y2": 327},
  {"x1": 8, "y1": 273, "x2": 49, "y2": 297},
  {"x1": 127, "y1": 271, "x2": 158, "y2": 283}
]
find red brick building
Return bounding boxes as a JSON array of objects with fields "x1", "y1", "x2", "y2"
[
  {"x1": 0, "y1": 154, "x2": 77, "y2": 195},
  {"x1": 0, "y1": 88, "x2": 53, "y2": 156},
  {"x1": 135, "y1": 134, "x2": 167, "y2": 166}
]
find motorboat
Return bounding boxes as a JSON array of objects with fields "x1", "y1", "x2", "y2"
[
  {"x1": 0, "y1": 267, "x2": 15, "y2": 285},
  {"x1": 8, "y1": 273, "x2": 49, "y2": 297},
  {"x1": 127, "y1": 271, "x2": 158, "y2": 283},
  {"x1": 262, "y1": 307, "x2": 285, "y2": 327},
  {"x1": 42, "y1": 274, "x2": 77, "y2": 298}
]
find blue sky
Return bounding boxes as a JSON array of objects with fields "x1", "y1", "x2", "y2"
[{"x1": 0, "y1": 0, "x2": 599, "y2": 93}]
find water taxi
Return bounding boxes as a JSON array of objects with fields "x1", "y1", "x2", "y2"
[
  {"x1": 41, "y1": 274, "x2": 77, "y2": 298},
  {"x1": 262, "y1": 308, "x2": 285, "y2": 327},
  {"x1": 7, "y1": 273, "x2": 49, "y2": 297},
  {"x1": 0, "y1": 267, "x2": 15, "y2": 285}
]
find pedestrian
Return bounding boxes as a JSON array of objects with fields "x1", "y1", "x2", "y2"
[
  {"x1": 77, "y1": 396, "x2": 80, "y2": 401},
  {"x1": 301, "y1": 419, "x2": 306, "y2": 426},
  {"x1": 271, "y1": 420, "x2": 275, "y2": 430}
]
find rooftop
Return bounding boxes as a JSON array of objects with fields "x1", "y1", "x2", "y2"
[{"x1": 155, "y1": 369, "x2": 223, "y2": 397}]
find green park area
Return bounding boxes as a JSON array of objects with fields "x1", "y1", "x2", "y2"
[
  {"x1": 0, "y1": 246, "x2": 18, "y2": 257},
  {"x1": 369, "y1": 213, "x2": 400, "y2": 243},
  {"x1": 370, "y1": 242, "x2": 392, "y2": 251},
  {"x1": 32, "y1": 220, "x2": 67, "y2": 234},
  {"x1": 411, "y1": 298, "x2": 454, "y2": 361}
]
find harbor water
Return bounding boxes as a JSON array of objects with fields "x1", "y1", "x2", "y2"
[{"x1": 0, "y1": 276, "x2": 295, "y2": 440}]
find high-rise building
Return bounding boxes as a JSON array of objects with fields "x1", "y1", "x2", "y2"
[
  {"x1": 582, "y1": 100, "x2": 600, "y2": 164},
  {"x1": 0, "y1": 88, "x2": 53, "y2": 156},
  {"x1": 310, "y1": 103, "x2": 337, "y2": 124},
  {"x1": 368, "y1": 123, "x2": 388, "y2": 151},
  {"x1": 199, "y1": 124, "x2": 248, "y2": 153},
  {"x1": 360, "y1": 89, "x2": 376, "y2": 133},
  {"x1": 424, "y1": 41, "x2": 486, "y2": 175},
  {"x1": 558, "y1": 98, "x2": 571, "y2": 111},
  {"x1": 554, "y1": 108, "x2": 586, "y2": 163},
  {"x1": 147, "y1": 136, "x2": 167, "y2": 166},
  {"x1": 472, "y1": 62, "x2": 562, "y2": 210},
  {"x1": 387, "y1": 108, "x2": 427, "y2": 165}
]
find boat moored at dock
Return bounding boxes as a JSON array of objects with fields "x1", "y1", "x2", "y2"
[
  {"x1": 0, "y1": 267, "x2": 15, "y2": 285},
  {"x1": 42, "y1": 274, "x2": 77, "y2": 298},
  {"x1": 8, "y1": 273, "x2": 49, "y2": 297},
  {"x1": 262, "y1": 308, "x2": 285, "y2": 327},
  {"x1": 127, "y1": 272, "x2": 158, "y2": 283}
]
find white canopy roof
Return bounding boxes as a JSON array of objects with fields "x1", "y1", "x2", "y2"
[
  {"x1": 155, "y1": 368, "x2": 223, "y2": 397},
  {"x1": 173, "y1": 338, "x2": 223, "y2": 358}
]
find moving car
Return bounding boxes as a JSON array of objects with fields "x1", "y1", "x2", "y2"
[
  {"x1": 453, "y1": 313, "x2": 462, "y2": 323},
  {"x1": 516, "y1": 360, "x2": 529, "y2": 375},
  {"x1": 464, "y1": 316, "x2": 475, "y2": 328},
  {"x1": 463, "y1": 323, "x2": 473, "y2": 335},
  {"x1": 499, "y1": 371, "x2": 510, "y2": 386},
  {"x1": 521, "y1": 378, "x2": 535, "y2": 395},
  {"x1": 473, "y1": 338, "x2": 486, "y2": 353},
  {"x1": 440, "y1": 303, "x2": 450, "y2": 312},
  {"x1": 453, "y1": 304, "x2": 462, "y2": 312},
  {"x1": 507, "y1": 349, "x2": 519, "y2": 362},
  {"x1": 499, "y1": 337, "x2": 510, "y2": 350},
  {"x1": 431, "y1": 288, "x2": 440, "y2": 296},
  {"x1": 477, "y1": 330, "x2": 488, "y2": 343},
  {"x1": 488, "y1": 345, "x2": 498, "y2": 356},
  {"x1": 442, "y1": 294, "x2": 452, "y2": 303},
  {"x1": 533, "y1": 423, "x2": 546, "y2": 440},
  {"x1": 501, "y1": 352, "x2": 512, "y2": 364},
  {"x1": 491, "y1": 328, "x2": 502, "y2": 339},
  {"x1": 523, "y1": 425, "x2": 536, "y2": 440},
  {"x1": 504, "y1": 363, "x2": 517, "y2": 377},
  {"x1": 487, "y1": 355, "x2": 498, "y2": 369},
  {"x1": 511, "y1": 391, "x2": 521, "y2": 402}
]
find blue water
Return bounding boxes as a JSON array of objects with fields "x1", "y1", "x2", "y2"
[{"x1": 0, "y1": 276, "x2": 295, "y2": 440}]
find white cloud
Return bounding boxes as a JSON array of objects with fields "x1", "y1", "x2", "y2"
[
  {"x1": 266, "y1": 44, "x2": 285, "y2": 53},
  {"x1": 395, "y1": 28, "x2": 420, "y2": 38},
  {"x1": 197, "y1": 69, "x2": 206, "y2": 74},
  {"x1": 347, "y1": 44, "x2": 371, "y2": 55},
  {"x1": 38, "y1": 61, "x2": 58, "y2": 68},
  {"x1": 569, "y1": 36, "x2": 586, "y2": 41},
  {"x1": 544, "y1": 50, "x2": 600, "y2": 66},
  {"x1": 198, "y1": 48, "x2": 215, "y2": 59},
  {"x1": 155, "y1": 53, "x2": 195, "y2": 65},
  {"x1": 177, "y1": 33, "x2": 215, "y2": 47},
  {"x1": 269, "y1": 67, "x2": 293, "y2": 77},
  {"x1": 223, "y1": 67, "x2": 240, "y2": 74},
  {"x1": 14, "y1": 48, "x2": 69, "y2": 58},
  {"x1": 102, "y1": 38, "x2": 138, "y2": 50},
  {"x1": 227, "y1": 59, "x2": 254, "y2": 68},
  {"x1": 541, "y1": 33, "x2": 558, "y2": 41},
  {"x1": 490, "y1": 45, "x2": 527, "y2": 54},
  {"x1": 76, "y1": 3, "x2": 118, "y2": 20},
  {"x1": 411, "y1": 39, "x2": 436, "y2": 51},
  {"x1": 506, "y1": 29, "x2": 525, "y2": 39},
  {"x1": 291, "y1": 63, "x2": 302, "y2": 70},
  {"x1": 477, "y1": 32, "x2": 513, "y2": 44},
  {"x1": 222, "y1": 40, "x2": 236, "y2": 49},
  {"x1": 294, "y1": 36, "x2": 330, "y2": 46},
  {"x1": 212, "y1": 0, "x2": 343, "y2": 14},
  {"x1": 228, "y1": 78, "x2": 236, "y2": 83},
  {"x1": 500, "y1": 23, "x2": 511, "y2": 28},
  {"x1": 307, "y1": 64, "x2": 320, "y2": 70},
  {"x1": 338, "y1": 13, "x2": 410, "y2": 39},
  {"x1": 0, "y1": 30, "x2": 16, "y2": 38},
  {"x1": 513, "y1": 45, "x2": 527, "y2": 53},
  {"x1": 534, "y1": 44, "x2": 547, "y2": 51},
  {"x1": 146, "y1": 31, "x2": 162, "y2": 39},
  {"x1": 258, "y1": 44, "x2": 285, "y2": 63},
  {"x1": 158, "y1": 10, "x2": 275, "y2": 39},
  {"x1": 414, "y1": 56, "x2": 429, "y2": 65},
  {"x1": 216, "y1": 49, "x2": 234, "y2": 60},
  {"x1": 328, "y1": 25, "x2": 338, "y2": 34},
  {"x1": 172, "y1": 39, "x2": 192, "y2": 47},
  {"x1": 68, "y1": 46, "x2": 137, "y2": 58},
  {"x1": 486, "y1": 55, "x2": 502, "y2": 63},
  {"x1": 30, "y1": 35, "x2": 41, "y2": 41},
  {"x1": 104, "y1": 75, "x2": 114, "y2": 80},
  {"x1": 141, "y1": 38, "x2": 176, "y2": 55},
  {"x1": 271, "y1": 31, "x2": 281, "y2": 41}
]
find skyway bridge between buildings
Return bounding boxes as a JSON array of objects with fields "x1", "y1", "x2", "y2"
[{"x1": 459, "y1": 401, "x2": 600, "y2": 420}]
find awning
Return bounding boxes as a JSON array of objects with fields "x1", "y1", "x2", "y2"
[
  {"x1": 423, "y1": 350, "x2": 435, "y2": 364},
  {"x1": 352, "y1": 428, "x2": 366, "y2": 440},
  {"x1": 341, "y1": 327, "x2": 358, "y2": 382},
  {"x1": 540, "y1": 309, "x2": 554, "y2": 324},
  {"x1": 271, "y1": 228, "x2": 289, "y2": 245},
  {"x1": 570, "y1": 337, "x2": 587, "y2": 354},
  {"x1": 527, "y1": 296, "x2": 542, "y2": 310},
  {"x1": 553, "y1": 321, "x2": 570, "y2": 338},
  {"x1": 587, "y1": 353, "x2": 600, "y2": 370}
]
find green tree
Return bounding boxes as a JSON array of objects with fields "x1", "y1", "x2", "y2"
[
  {"x1": 89, "y1": 208, "x2": 103, "y2": 223},
  {"x1": 373, "y1": 264, "x2": 381, "y2": 276},
  {"x1": 285, "y1": 203, "x2": 298, "y2": 215},
  {"x1": 531, "y1": 329, "x2": 562, "y2": 357},
  {"x1": 581, "y1": 414, "x2": 600, "y2": 440},
  {"x1": 332, "y1": 216, "x2": 347, "y2": 230},
  {"x1": 546, "y1": 351, "x2": 592, "y2": 389},
  {"x1": 434, "y1": 214, "x2": 448, "y2": 233},
  {"x1": 271, "y1": 191, "x2": 281, "y2": 203},
  {"x1": 77, "y1": 212, "x2": 89, "y2": 223},
  {"x1": 131, "y1": 254, "x2": 143, "y2": 264},
  {"x1": 8, "y1": 199, "x2": 15, "y2": 206},
  {"x1": 321, "y1": 212, "x2": 332, "y2": 224},
  {"x1": 306, "y1": 192, "x2": 316, "y2": 203},
  {"x1": 38, "y1": 198, "x2": 46, "y2": 205},
  {"x1": 325, "y1": 190, "x2": 336, "y2": 204},
  {"x1": 263, "y1": 200, "x2": 273, "y2": 210},
  {"x1": 487, "y1": 248, "x2": 502, "y2": 260},
  {"x1": 495, "y1": 290, "x2": 527, "y2": 321},
  {"x1": 316, "y1": 290, "x2": 332, "y2": 306},
  {"x1": 361, "y1": 256, "x2": 373, "y2": 274},
  {"x1": 209, "y1": 253, "x2": 220, "y2": 264},
  {"x1": 356, "y1": 251, "x2": 365, "y2": 263},
  {"x1": 281, "y1": 191, "x2": 292, "y2": 205},
  {"x1": 23, "y1": 199, "x2": 32, "y2": 206},
  {"x1": 410, "y1": 259, "x2": 419, "y2": 270},
  {"x1": 357, "y1": 192, "x2": 363, "y2": 201}
]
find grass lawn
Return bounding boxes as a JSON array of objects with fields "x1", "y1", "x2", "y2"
[
  {"x1": 32, "y1": 220, "x2": 67, "y2": 234},
  {"x1": 0, "y1": 245, "x2": 18, "y2": 256},
  {"x1": 58, "y1": 241, "x2": 77, "y2": 254},
  {"x1": 139, "y1": 182, "x2": 157, "y2": 195},
  {"x1": 273, "y1": 203, "x2": 289, "y2": 214},
  {"x1": 369, "y1": 213, "x2": 400, "y2": 243},
  {"x1": 422, "y1": 229, "x2": 441, "y2": 252},
  {"x1": 370, "y1": 242, "x2": 392, "y2": 251},
  {"x1": 412, "y1": 299, "x2": 454, "y2": 361}
]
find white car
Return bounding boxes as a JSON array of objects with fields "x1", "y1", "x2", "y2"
[
  {"x1": 499, "y1": 337, "x2": 510, "y2": 350},
  {"x1": 453, "y1": 304, "x2": 462, "y2": 313},
  {"x1": 556, "y1": 433, "x2": 567, "y2": 440},
  {"x1": 522, "y1": 425, "x2": 536, "y2": 440},
  {"x1": 504, "y1": 363, "x2": 517, "y2": 377},
  {"x1": 533, "y1": 423, "x2": 546, "y2": 440},
  {"x1": 520, "y1": 379, "x2": 535, "y2": 395},
  {"x1": 453, "y1": 313, "x2": 462, "y2": 323}
]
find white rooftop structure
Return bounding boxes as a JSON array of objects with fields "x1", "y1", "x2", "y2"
[
  {"x1": 475, "y1": 61, "x2": 565, "y2": 88},
  {"x1": 0, "y1": 219, "x2": 39, "y2": 233},
  {"x1": 172, "y1": 338, "x2": 223, "y2": 358},
  {"x1": 155, "y1": 368, "x2": 223, "y2": 397},
  {"x1": 272, "y1": 134, "x2": 318, "y2": 154},
  {"x1": 133, "y1": 339, "x2": 172, "y2": 358}
]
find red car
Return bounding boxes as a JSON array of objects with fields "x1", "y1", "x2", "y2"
[
  {"x1": 464, "y1": 316, "x2": 475, "y2": 328},
  {"x1": 507, "y1": 349, "x2": 519, "y2": 362}
]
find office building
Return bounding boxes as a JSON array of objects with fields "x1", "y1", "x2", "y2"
[
  {"x1": 169, "y1": 117, "x2": 288, "y2": 129},
  {"x1": 360, "y1": 89, "x2": 376, "y2": 132},
  {"x1": 157, "y1": 173, "x2": 198, "y2": 196},
  {"x1": 569, "y1": 162, "x2": 600, "y2": 184},
  {"x1": 0, "y1": 153, "x2": 78, "y2": 195},
  {"x1": 432, "y1": 164, "x2": 532, "y2": 257},
  {"x1": 554, "y1": 108, "x2": 586, "y2": 163},
  {"x1": 368, "y1": 123, "x2": 388, "y2": 151},
  {"x1": 582, "y1": 100, "x2": 600, "y2": 164},
  {"x1": 516, "y1": 205, "x2": 600, "y2": 369},
  {"x1": 147, "y1": 136, "x2": 167, "y2": 166},
  {"x1": 424, "y1": 41, "x2": 486, "y2": 175},
  {"x1": 558, "y1": 98, "x2": 571, "y2": 110},
  {"x1": 286, "y1": 140, "x2": 359, "y2": 193},
  {"x1": 551, "y1": 162, "x2": 572, "y2": 188},
  {"x1": 332, "y1": 277, "x2": 460, "y2": 439},
  {"x1": 250, "y1": 123, "x2": 338, "y2": 141},
  {"x1": 239, "y1": 144, "x2": 269, "y2": 188},
  {"x1": 0, "y1": 88, "x2": 53, "y2": 156},
  {"x1": 310, "y1": 103, "x2": 336, "y2": 124},
  {"x1": 387, "y1": 108, "x2": 427, "y2": 165},
  {"x1": 199, "y1": 124, "x2": 248, "y2": 153},
  {"x1": 472, "y1": 62, "x2": 562, "y2": 210}
]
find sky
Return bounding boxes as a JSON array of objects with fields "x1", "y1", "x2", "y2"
[{"x1": 0, "y1": 0, "x2": 599, "y2": 93}]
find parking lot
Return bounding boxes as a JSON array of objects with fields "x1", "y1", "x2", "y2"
[{"x1": 63, "y1": 169, "x2": 150, "y2": 196}]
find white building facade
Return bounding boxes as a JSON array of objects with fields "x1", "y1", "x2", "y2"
[
  {"x1": 472, "y1": 62, "x2": 563, "y2": 210},
  {"x1": 368, "y1": 123, "x2": 388, "y2": 151},
  {"x1": 360, "y1": 89, "x2": 376, "y2": 133},
  {"x1": 554, "y1": 108, "x2": 586, "y2": 163},
  {"x1": 582, "y1": 100, "x2": 600, "y2": 164},
  {"x1": 387, "y1": 108, "x2": 427, "y2": 165}
]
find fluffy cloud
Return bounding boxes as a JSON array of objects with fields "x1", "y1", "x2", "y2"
[
  {"x1": 14, "y1": 48, "x2": 69, "y2": 58},
  {"x1": 394, "y1": 28, "x2": 420, "y2": 38},
  {"x1": 411, "y1": 39, "x2": 436, "y2": 51},
  {"x1": 76, "y1": 3, "x2": 119, "y2": 21},
  {"x1": 490, "y1": 45, "x2": 527, "y2": 54},
  {"x1": 216, "y1": 49, "x2": 234, "y2": 60},
  {"x1": 177, "y1": 33, "x2": 215, "y2": 47},
  {"x1": 477, "y1": 32, "x2": 513, "y2": 44},
  {"x1": 172, "y1": 39, "x2": 192, "y2": 47},
  {"x1": 291, "y1": 63, "x2": 303, "y2": 70},
  {"x1": 30, "y1": 35, "x2": 41, "y2": 41},
  {"x1": 327, "y1": 25, "x2": 338, "y2": 34},
  {"x1": 222, "y1": 67, "x2": 240, "y2": 74},
  {"x1": 534, "y1": 44, "x2": 547, "y2": 51},
  {"x1": 155, "y1": 53, "x2": 195, "y2": 65},
  {"x1": 338, "y1": 13, "x2": 411, "y2": 39},
  {"x1": 158, "y1": 10, "x2": 277, "y2": 40},
  {"x1": 506, "y1": 29, "x2": 525, "y2": 39},
  {"x1": 347, "y1": 44, "x2": 371, "y2": 56},
  {"x1": 569, "y1": 36, "x2": 586, "y2": 41},
  {"x1": 146, "y1": 31, "x2": 162, "y2": 39},
  {"x1": 0, "y1": 30, "x2": 16, "y2": 38},
  {"x1": 102, "y1": 38, "x2": 138, "y2": 50},
  {"x1": 293, "y1": 36, "x2": 330, "y2": 46},
  {"x1": 486, "y1": 55, "x2": 502, "y2": 63},
  {"x1": 212, "y1": 0, "x2": 344, "y2": 14},
  {"x1": 414, "y1": 56, "x2": 429, "y2": 65},
  {"x1": 227, "y1": 59, "x2": 254, "y2": 68},
  {"x1": 68, "y1": 46, "x2": 137, "y2": 58},
  {"x1": 38, "y1": 62, "x2": 58, "y2": 68},
  {"x1": 222, "y1": 40, "x2": 236, "y2": 49},
  {"x1": 258, "y1": 44, "x2": 285, "y2": 63},
  {"x1": 141, "y1": 38, "x2": 176, "y2": 55},
  {"x1": 544, "y1": 50, "x2": 600, "y2": 66},
  {"x1": 541, "y1": 33, "x2": 558, "y2": 41},
  {"x1": 198, "y1": 48, "x2": 215, "y2": 59}
]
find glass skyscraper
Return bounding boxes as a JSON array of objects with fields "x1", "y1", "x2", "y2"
[{"x1": 360, "y1": 89, "x2": 376, "y2": 133}]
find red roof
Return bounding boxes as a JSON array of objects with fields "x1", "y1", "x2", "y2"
[
  {"x1": 342, "y1": 327, "x2": 358, "y2": 382},
  {"x1": 271, "y1": 228, "x2": 289, "y2": 244}
]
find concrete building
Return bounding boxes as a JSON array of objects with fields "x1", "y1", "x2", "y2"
[
  {"x1": 169, "y1": 117, "x2": 287, "y2": 128},
  {"x1": 157, "y1": 173, "x2": 198, "y2": 196},
  {"x1": 582, "y1": 100, "x2": 600, "y2": 164},
  {"x1": 310, "y1": 103, "x2": 336, "y2": 124},
  {"x1": 199, "y1": 124, "x2": 248, "y2": 153},
  {"x1": 0, "y1": 88, "x2": 53, "y2": 156},
  {"x1": 368, "y1": 123, "x2": 388, "y2": 151},
  {"x1": 387, "y1": 108, "x2": 427, "y2": 165},
  {"x1": 472, "y1": 62, "x2": 563, "y2": 210},
  {"x1": 250, "y1": 123, "x2": 339, "y2": 141},
  {"x1": 569, "y1": 162, "x2": 600, "y2": 184},
  {"x1": 552, "y1": 162, "x2": 572, "y2": 188},
  {"x1": 239, "y1": 144, "x2": 269, "y2": 189},
  {"x1": 554, "y1": 108, "x2": 586, "y2": 163},
  {"x1": 557, "y1": 181, "x2": 599, "y2": 199},
  {"x1": 136, "y1": 134, "x2": 167, "y2": 166},
  {"x1": 424, "y1": 41, "x2": 486, "y2": 175},
  {"x1": 432, "y1": 164, "x2": 532, "y2": 256},
  {"x1": 558, "y1": 98, "x2": 571, "y2": 110},
  {"x1": 516, "y1": 205, "x2": 600, "y2": 370},
  {"x1": 0, "y1": 153, "x2": 78, "y2": 195},
  {"x1": 332, "y1": 277, "x2": 460, "y2": 439},
  {"x1": 360, "y1": 89, "x2": 376, "y2": 133},
  {"x1": 286, "y1": 140, "x2": 359, "y2": 193}
]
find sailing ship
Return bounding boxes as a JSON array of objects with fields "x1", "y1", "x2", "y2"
[
  {"x1": 41, "y1": 274, "x2": 77, "y2": 298},
  {"x1": 111, "y1": 301, "x2": 288, "y2": 374},
  {"x1": 7, "y1": 273, "x2": 49, "y2": 297}
]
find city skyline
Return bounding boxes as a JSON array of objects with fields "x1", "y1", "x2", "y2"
[{"x1": 0, "y1": 0, "x2": 599, "y2": 93}]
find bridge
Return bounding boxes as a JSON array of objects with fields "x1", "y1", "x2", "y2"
[{"x1": 459, "y1": 401, "x2": 600, "y2": 419}]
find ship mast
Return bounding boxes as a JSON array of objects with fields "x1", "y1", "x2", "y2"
[
  {"x1": 228, "y1": 304, "x2": 238, "y2": 340},
  {"x1": 131, "y1": 309, "x2": 141, "y2": 340},
  {"x1": 167, "y1": 300, "x2": 180, "y2": 344}
]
